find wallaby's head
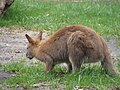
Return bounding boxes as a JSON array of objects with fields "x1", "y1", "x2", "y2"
[{"x1": 25, "y1": 31, "x2": 43, "y2": 59}]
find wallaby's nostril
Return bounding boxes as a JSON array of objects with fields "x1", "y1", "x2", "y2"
[{"x1": 26, "y1": 53, "x2": 28, "y2": 58}]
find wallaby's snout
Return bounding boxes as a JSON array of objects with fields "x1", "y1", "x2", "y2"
[{"x1": 26, "y1": 51, "x2": 34, "y2": 60}]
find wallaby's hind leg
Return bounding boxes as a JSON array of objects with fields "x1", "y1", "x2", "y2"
[
  {"x1": 69, "y1": 56, "x2": 83, "y2": 72},
  {"x1": 68, "y1": 49, "x2": 84, "y2": 72},
  {"x1": 67, "y1": 31, "x2": 84, "y2": 72}
]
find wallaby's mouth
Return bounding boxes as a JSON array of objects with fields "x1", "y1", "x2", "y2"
[
  {"x1": 28, "y1": 57, "x2": 33, "y2": 60},
  {"x1": 26, "y1": 56, "x2": 34, "y2": 60}
]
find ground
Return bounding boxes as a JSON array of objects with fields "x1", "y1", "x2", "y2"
[{"x1": 0, "y1": 27, "x2": 120, "y2": 90}]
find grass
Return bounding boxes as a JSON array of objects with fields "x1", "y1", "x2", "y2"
[
  {"x1": 0, "y1": 0, "x2": 120, "y2": 38},
  {"x1": 1, "y1": 60, "x2": 120, "y2": 90},
  {"x1": 0, "y1": 0, "x2": 120, "y2": 90}
]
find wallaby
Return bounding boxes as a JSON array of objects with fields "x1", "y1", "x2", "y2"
[{"x1": 25, "y1": 24, "x2": 119, "y2": 75}]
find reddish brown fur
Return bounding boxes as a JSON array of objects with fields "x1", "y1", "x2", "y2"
[{"x1": 25, "y1": 24, "x2": 119, "y2": 75}]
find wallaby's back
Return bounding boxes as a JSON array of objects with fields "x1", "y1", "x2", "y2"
[{"x1": 37, "y1": 25, "x2": 105, "y2": 66}]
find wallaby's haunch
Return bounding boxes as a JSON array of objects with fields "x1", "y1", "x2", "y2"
[{"x1": 25, "y1": 25, "x2": 120, "y2": 75}]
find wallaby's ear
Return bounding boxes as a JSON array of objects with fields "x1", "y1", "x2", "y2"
[
  {"x1": 25, "y1": 34, "x2": 34, "y2": 44},
  {"x1": 36, "y1": 31, "x2": 43, "y2": 41}
]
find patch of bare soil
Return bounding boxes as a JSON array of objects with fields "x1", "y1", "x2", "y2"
[
  {"x1": 0, "y1": 27, "x2": 120, "y2": 90},
  {"x1": 107, "y1": 37, "x2": 120, "y2": 57}
]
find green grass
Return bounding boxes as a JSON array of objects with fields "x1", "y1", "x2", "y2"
[
  {"x1": 0, "y1": 0, "x2": 120, "y2": 89},
  {"x1": 1, "y1": 60, "x2": 120, "y2": 90},
  {"x1": 0, "y1": 0, "x2": 120, "y2": 38}
]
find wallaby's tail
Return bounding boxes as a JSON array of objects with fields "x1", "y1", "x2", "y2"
[{"x1": 100, "y1": 36, "x2": 120, "y2": 75}]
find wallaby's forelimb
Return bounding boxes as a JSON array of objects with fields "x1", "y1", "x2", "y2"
[{"x1": 45, "y1": 62, "x2": 54, "y2": 73}]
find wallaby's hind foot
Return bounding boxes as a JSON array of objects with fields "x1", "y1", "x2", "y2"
[{"x1": 69, "y1": 56, "x2": 83, "y2": 72}]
